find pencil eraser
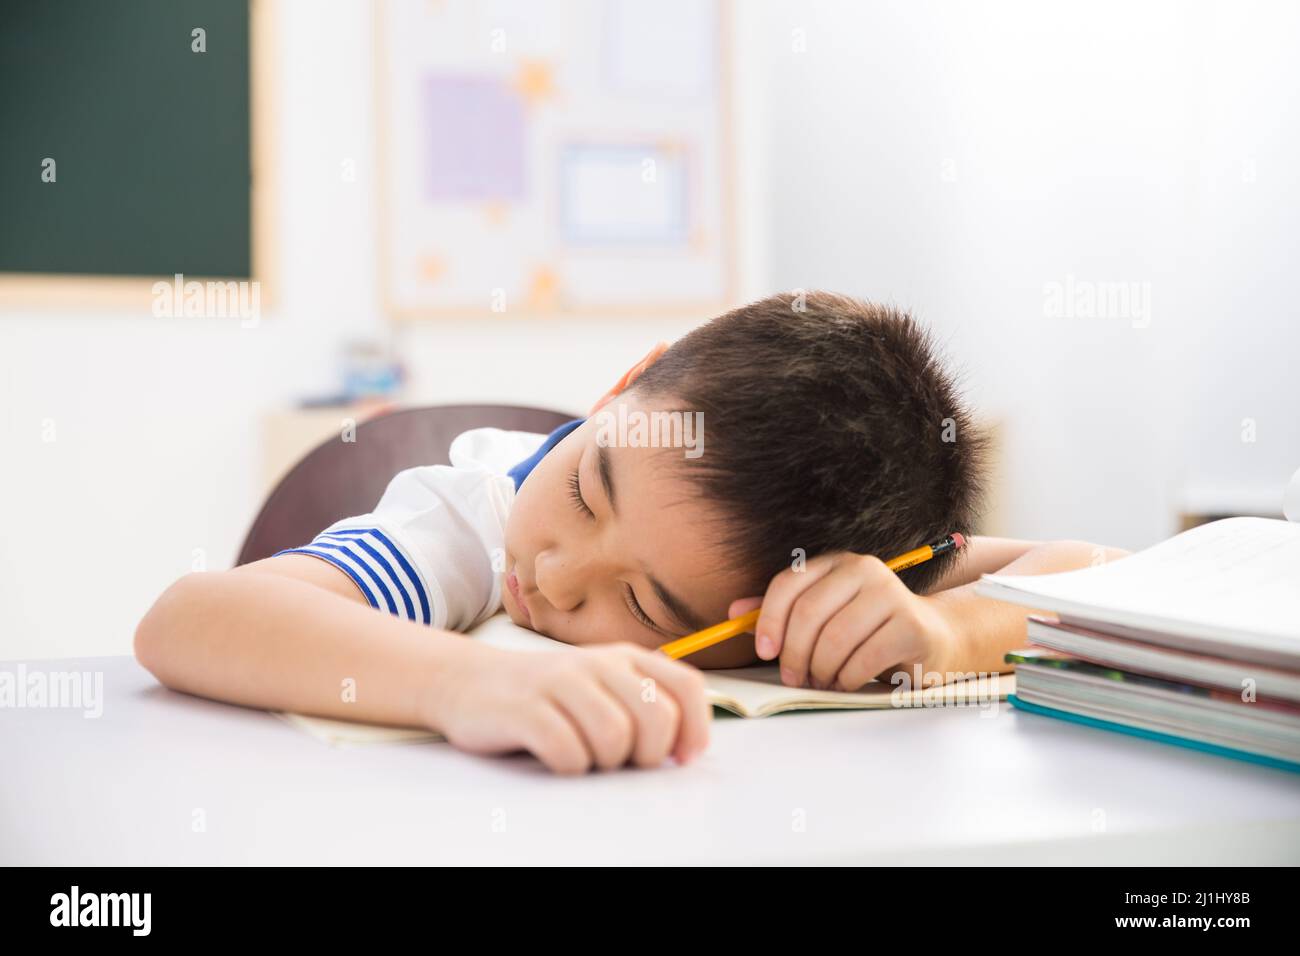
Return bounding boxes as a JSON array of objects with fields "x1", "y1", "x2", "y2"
[{"x1": 951, "y1": 532, "x2": 966, "y2": 550}]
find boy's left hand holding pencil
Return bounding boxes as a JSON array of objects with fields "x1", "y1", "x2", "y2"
[{"x1": 719, "y1": 550, "x2": 965, "y2": 692}]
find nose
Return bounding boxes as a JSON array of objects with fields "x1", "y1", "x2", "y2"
[{"x1": 533, "y1": 546, "x2": 599, "y2": 613}]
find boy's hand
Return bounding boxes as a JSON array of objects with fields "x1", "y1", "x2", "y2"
[
  {"x1": 424, "y1": 642, "x2": 712, "y2": 775},
  {"x1": 729, "y1": 552, "x2": 963, "y2": 692}
]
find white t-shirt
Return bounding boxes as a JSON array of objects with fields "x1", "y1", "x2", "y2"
[{"x1": 277, "y1": 427, "x2": 549, "y2": 632}]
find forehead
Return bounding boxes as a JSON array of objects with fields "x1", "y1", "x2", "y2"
[{"x1": 585, "y1": 414, "x2": 741, "y2": 616}]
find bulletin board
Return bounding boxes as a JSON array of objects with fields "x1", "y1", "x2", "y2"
[{"x1": 374, "y1": 0, "x2": 735, "y2": 320}]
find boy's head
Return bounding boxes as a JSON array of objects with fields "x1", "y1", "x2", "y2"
[{"x1": 502, "y1": 291, "x2": 987, "y2": 668}]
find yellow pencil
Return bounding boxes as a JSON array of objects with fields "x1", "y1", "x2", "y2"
[{"x1": 657, "y1": 533, "x2": 967, "y2": 661}]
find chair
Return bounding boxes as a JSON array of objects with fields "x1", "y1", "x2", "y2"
[{"x1": 235, "y1": 403, "x2": 578, "y2": 566}]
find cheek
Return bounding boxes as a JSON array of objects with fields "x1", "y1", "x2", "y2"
[
  {"x1": 510, "y1": 450, "x2": 574, "y2": 527},
  {"x1": 505, "y1": 471, "x2": 556, "y2": 550},
  {"x1": 546, "y1": 602, "x2": 662, "y2": 651},
  {"x1": 503, "y1": 494, "x2": 531, "y2": 551}
]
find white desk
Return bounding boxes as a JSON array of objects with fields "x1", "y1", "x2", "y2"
[{"x1": 3, "y1": 655, "x2": 1298, "y2": 865}]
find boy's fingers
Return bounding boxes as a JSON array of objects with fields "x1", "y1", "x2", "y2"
[
  {"x1": 831, "y1": 615, "x2": 920, "y2": 692},
  {"x1": 551, "y1": 679, "x2": 636, "y2": 771},
  {"x1": 634, "y1": 652, "x2": 713, "y2": 764},
  {"x1": 727, "y1": 596, "x2": 768, "y2": 657},
  {"x1": 727, "y1": 596, "x2": 763, "y2": 620},
  {"x1": 522, "y1": 701, "x2": 594, "y2": 775},
  {"x1": 754, "y1": 557, "x2": 836, "y2": 661},
  {"x1": 807, "y1": 591, "x2": 894, "y2": 689},
  {"x1": 600, "y1": 666, "x2": 679, "y2": 769},
  {"x1": 778, "y1": 565, "x2": 864, "y2": 687}
]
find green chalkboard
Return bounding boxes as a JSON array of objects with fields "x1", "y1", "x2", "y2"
[{"x1": 0, "y1": 0, "x2": 251, "y2": 279}]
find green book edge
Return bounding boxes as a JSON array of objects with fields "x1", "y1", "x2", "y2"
[{"x1": 1008, "y1": 694, "x2": 1300, "y2": 775}]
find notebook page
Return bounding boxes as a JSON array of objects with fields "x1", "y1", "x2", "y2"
[{"x1": 705, "y1": 666, "x2": 1010, "y2": 717}]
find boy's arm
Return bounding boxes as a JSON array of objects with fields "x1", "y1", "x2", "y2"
[
  {"x1": 927, "y1": 538, "x2": 1131, "y2": 675},
  {"x1": 134, "y1": 554, "x2": 477, "y2": 731},
  {"x1": 929, "y1": 536, "x2": 1038, "y2": 589},
  {"x1": 135, "y1": 554, "x2": 714, "y2": 773}
]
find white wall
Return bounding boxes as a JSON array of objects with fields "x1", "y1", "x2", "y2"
[
  {"x1": 757, "y1": 0, "x2": 1300, "y2": 546},
  {"x1": 2, "y1": 0, "x2": 1294, "y2": 660}
]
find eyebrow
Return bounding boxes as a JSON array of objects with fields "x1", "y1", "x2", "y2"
[{"x1": 594, "y1": 443, "x2": 710, "y2": 636}]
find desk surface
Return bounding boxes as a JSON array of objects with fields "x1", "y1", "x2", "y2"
[{"x1": 2, "y1": 655, "x2": 1298, "y2": 865}]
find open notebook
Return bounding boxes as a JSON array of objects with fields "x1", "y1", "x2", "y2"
[{"x1": 276, "y1": 613, "x2": 1012, "y2": 746}]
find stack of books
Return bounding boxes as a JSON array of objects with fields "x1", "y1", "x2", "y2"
[{"x1": 977, "y1": 517, "x2": 1300, "y2": 773}]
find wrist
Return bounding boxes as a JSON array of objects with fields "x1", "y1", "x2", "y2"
[
  {"x1": 929, "y1": 585, "x2": 1024, "y2": 676},
  {"x1": 414, "y1": 634, "x2": 488, "y2": 733},
  {"x1": 925, "y1": 591, "x2": 975, "y2": 677}
]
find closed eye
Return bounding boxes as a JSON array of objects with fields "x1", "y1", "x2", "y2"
[
  {"x1": 567, "y1": 468, "x2": 595, "y2": 519},
  {"x1": 622, "y1": 584, "x2": 661, "y2": 633}
]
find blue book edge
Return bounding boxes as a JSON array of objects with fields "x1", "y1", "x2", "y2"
[{"x1": 1007, "y1": 694, "x2": 1300, "y2": 775}]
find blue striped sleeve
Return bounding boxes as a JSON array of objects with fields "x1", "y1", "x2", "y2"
[{"x1": 274, "y1": 526, "x2": 432, "y2": 626}]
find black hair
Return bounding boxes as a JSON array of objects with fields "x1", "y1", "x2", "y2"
[{"x1": 630, "y1": 291, "x2": 988, "y2": 595}]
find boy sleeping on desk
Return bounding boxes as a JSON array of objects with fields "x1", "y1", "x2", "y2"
[{"x1": 135, "y1": 291, "x2": 1125, "y2": 774}]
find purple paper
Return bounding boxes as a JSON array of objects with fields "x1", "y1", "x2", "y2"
[{"x1": 422, "y1": 74, "x2": 526, "y2": 201}]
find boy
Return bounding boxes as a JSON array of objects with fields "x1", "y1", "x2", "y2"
[{"x1": 135, "y1": 292, "x2": 1125, "y2": 774}]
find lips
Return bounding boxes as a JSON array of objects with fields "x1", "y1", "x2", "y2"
[{"x1": 506, "y1": 569, "x2": 532, "y2": 624}]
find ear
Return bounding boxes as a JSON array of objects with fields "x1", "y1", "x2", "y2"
[{"x1": 588, "y1": 341, "x2": 670, "y2": 415}]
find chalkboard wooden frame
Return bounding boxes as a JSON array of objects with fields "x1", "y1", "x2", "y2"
[{"x1": 0, "y1": 0, "x2": 277, "y2": 313}]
